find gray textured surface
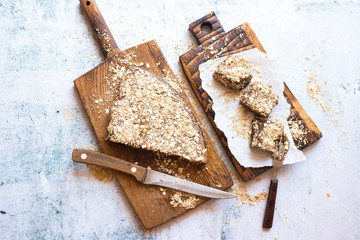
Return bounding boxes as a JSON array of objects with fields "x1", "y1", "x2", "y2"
[{"x1": 1, "y1": 0, "x2": 360, "y2": 239}]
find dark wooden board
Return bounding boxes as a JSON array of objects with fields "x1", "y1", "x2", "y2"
[
  {"x1": 74, "y1": 1, "x2": 233, "y2": 229},
  {"x1": 180, "y1": 12, "x2": 322, "y2": 182}
]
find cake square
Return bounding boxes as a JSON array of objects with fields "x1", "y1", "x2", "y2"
[
  {"x1": 250, "y1": 119, "x2": 288, "y2": 154},
  {"x1": 212, "y1": 55, "x2": 252, "y2": 91},
  {"x1": 239, "y1": 81, "x2": 279, "y2": 118}
]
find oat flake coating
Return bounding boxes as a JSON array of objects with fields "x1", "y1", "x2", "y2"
[
  {"x1": 107, "y1": 66, "x2": 207, "y2": 163},
  {"x1": 240, "y1": 81, "x2": 279, "y2": 118},
  {"x1": 250, "y1": 118, "x2": 289, "y2": 155},
  {"x1": 212, "y1": 55, "x2": 253, "y2": 91}
]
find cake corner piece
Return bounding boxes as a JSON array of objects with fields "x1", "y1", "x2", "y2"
[
  {"x1": 212, "y1": 55, "x2": 253, "y2": 91},
  {"x1": 240, "y1": 81, "x2": 279, "y2": 118},
  {"x1": 250, "y1": 118, "x2": 289, "y2": 154}
]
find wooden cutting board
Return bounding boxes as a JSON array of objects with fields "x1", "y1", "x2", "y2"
[
  {"x1": 180, "y1": 12, "x2": 322, "y2": 182},
  {"x1": 74, "y1": 1, "x2": 233, "y2": 229}
]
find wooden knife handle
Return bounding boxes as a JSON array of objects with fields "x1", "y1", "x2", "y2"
[
  {"x1": 72, "y1": 149, "x2": 147, "y2": 182},
  {"x1": 79, "y1": 0, "x2": 120, "y2": 58},
  {"x1": 263, "y1": 179, "x2": 278, "y2": 228}
]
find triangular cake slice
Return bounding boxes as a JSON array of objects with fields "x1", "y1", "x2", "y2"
[{"x1": 107, "y1": 66, "x2": 208, "y2": 163}]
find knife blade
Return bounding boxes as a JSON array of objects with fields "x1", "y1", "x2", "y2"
[{"x1": 72, "y1": 149, "x2": 235, "y2": 199}]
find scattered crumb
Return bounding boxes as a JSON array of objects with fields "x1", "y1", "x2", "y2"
[
  {"x1": 228, "y1": 103, "x2": 253, "y2": 139},
  {"x1": 274, "y1": 237, "x2": 278, "y2": 240},
  {"x1": 174, "y1": 40, "x2": 196, "y2": 54},
  {"x1": 327, "y1": 193, "x2": 331, "y2": 197},
  {"x1": 306, "y1": 56, "x2": 311, "y2": 60},
  {"x1": 256, "y1": 178, "x2": 261, "y2": 182},
  {"x1": 226, "y1": 220, "x2": 231, "y2": 224},
  {"x1": 187, "y1": 41, "x2": 195, "y2": 50},
  {"x1": 170, "y1": 191, "x2": 199, "y2": 209},
  {"x1": 82, "y1": 145, "x2": 112, "y2": 182},
  {"x1": 87, "y1": 165, "x2": 113, "y2": 183},
  {"x1": 59, "y1": 107, "x2": 77, "y2": 120},
  {"x1": 306, "y1": 71, "x2": 330, "y2": 112},
  {"x1": 231, "y1": 173, "x2": 267, "y2": 206},
  {"x1": 306, "y1": 70, "x2": 345, "y2": 131},
  {"x1": 211, "y1": 208, "x2": 214, "y2": 212},
  {"x1": 206, "y1": 82, "x2": 213, "y2": 87}
]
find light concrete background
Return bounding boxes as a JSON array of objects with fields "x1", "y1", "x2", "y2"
[{"x1": 1, "y1": 0, "x2": 359, "y2": 239}]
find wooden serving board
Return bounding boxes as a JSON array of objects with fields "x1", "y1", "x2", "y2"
[
  {"x1": 74, "y1": 1, "x2": 233, "y2": 229},
  {"x1": 180, "y1": 12, "x2": 322, "y2": 182}
]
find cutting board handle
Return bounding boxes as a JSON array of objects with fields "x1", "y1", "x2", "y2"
[
  {"x1": 189, "y1": 12, "x2": 225, "y2": 45},
  {"x1": 80, "y1": 0, "x2": 120, "y2": 58}
]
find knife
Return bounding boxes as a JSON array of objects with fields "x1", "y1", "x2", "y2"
[{"x1": 72, "y1": 149, "x2": 235, "y2": 199}]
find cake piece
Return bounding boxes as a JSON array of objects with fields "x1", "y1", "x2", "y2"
[
  {"x1": 107, "y1": 66, "x2": 207, "y2": 164},
  {"x1": 250, "y1": 119, "x2": 289, "y2": 154},
  {"x1": 239, "y1": 81, "x2": 279, "y2": 118},
  {"x1": 212, "y1": 55, "x2": 253, "y2": 91},
  {"x1": 287, "y1": 114, "x2": 311, "y2": 150}
]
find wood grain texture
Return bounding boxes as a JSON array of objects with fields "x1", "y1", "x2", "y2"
[
  {"x1": 74, "y1": 2, "x2": 233, "y2": 229},
  {"x1": 180, "y1": 13, "x2": 322, "y2": 182}
]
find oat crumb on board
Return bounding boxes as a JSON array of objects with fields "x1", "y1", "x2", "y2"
[
  {"x1": 170, "y1": 191, "x2": 199, "y2": 209},
  {"x1": 226, "y1": 220, "x2": 231, "y2": 224},
  {"x1": 327, "y1": 192, "x2": 331, "y2": 197}
]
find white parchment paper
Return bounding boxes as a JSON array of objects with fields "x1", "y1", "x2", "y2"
[{"x1": 199, "y1": 49, "x2": 306, "y2": 168}]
